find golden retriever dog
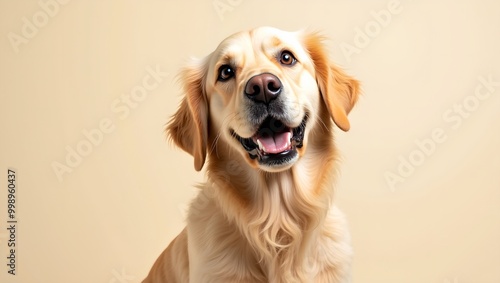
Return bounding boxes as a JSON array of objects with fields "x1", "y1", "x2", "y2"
[{"x1": 143, "y1": 26, "x2": 360, "y2": 283}]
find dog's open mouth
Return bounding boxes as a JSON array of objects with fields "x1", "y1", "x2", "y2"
[{"x1": 232, "y1": 116, "x2": 307, "y2": 166}]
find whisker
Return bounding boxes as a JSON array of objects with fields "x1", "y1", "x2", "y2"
[
  {"x1": 303, "y1": 106, "x2": 329, "y2": 133},
  {"x1": 209, "y1": 113, "x2": 238, "y2": 159}
]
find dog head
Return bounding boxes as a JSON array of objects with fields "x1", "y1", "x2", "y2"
[{"x1": 168, "y1": 27, "x2": 359, "y2": 173}]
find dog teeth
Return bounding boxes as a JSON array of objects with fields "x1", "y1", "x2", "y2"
[{"x1": 256, "y1": 139, "x2": 264, "y2": 151}]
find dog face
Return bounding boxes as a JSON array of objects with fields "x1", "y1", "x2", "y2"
[{"x1": 168, "y1": 27, "x2": 359, "y2": 172}]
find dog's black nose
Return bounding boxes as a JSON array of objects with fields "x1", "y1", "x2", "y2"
[{"x1": 244, "y1": 73, "x2": 282, "y2": 104}]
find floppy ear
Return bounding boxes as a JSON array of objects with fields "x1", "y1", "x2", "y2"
[
  {"x1": 304, "y1": 32, "x2": 360, "y2": 131},
  {"x1": 166, "y1": 59, "x2": 208, "y2": 171}
]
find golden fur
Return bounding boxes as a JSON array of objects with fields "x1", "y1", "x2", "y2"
[{"x1": 143, "y1": 27, "x2": 360, "y2": 283}]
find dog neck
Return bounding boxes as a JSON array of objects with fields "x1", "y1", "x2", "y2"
[{"x1": 204, "y1": 121, "x2": 339, "y2": 281}]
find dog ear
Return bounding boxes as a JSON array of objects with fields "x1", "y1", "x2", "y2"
[
  {"x1": 167, "y1": 59, "x2": 208, "y2": 171},
  {"x1": 304, "y1": 32, "x2": 360, "y2": 131}
]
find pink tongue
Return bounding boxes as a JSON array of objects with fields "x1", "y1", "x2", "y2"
[{"x1": 256, "y1": 131, "x2": 292, "y2": 154}]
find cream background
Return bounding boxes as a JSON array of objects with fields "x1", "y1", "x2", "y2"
[{"x1": 1, "y1": 0, "x2": 499, "y2": 282}]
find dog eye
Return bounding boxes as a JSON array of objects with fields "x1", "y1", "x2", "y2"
[
  {"x1": 218, "y1": 65, "x2": 235, "y2": 81},
  {"x1": 279, "y1": 51, "x2": 297, "y2": 66}
]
